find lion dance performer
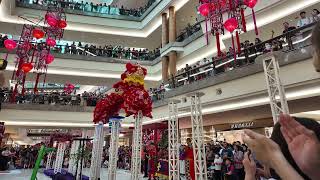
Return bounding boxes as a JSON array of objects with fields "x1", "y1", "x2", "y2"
[
  {"x1": 185, "y1": 138, "x2": 195, "y2": 180},
  {"x1": 93, "y1": 63, "x2": 152, "y2": 124}
]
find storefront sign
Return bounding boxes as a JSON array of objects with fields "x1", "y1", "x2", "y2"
[{"x1": 230, "y1": 121, "x2": 254, "y2": 129}]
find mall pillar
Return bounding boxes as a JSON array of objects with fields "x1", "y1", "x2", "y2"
[
  {"x1": 162, "y1": 56, "x2": 169, "y2": 80},
  {"x1": 169, "y1": 6, "x2": 177, "y2": 76},
  {"x1": 162, "y1": 13, "x2": 169, "y2": 80}
]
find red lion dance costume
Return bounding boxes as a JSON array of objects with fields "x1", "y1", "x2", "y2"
[{"x1": 93, "y1": 62, "x2": 152, "y2": 123}]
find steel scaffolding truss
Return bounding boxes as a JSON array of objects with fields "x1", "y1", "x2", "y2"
[
  {"x1": 46, "y1": 151, "x2": 53, "y2": 170},
  {"x1": 131, "y1": 111, "x2": 143, "y2": 180},
  {"x1": 90, "y1": 122, "x2": 105, "y2": 180},
  {"x1": 54, "y1": 142, "x2": 66, "y2": 174},
  {"x1": 68, "y1": 140, "x2": 80, "y2": 175},
  {"x1": 188, "y1": 92, "x2": 207, "y2": 180},
  {"x1": 263, "y1": 56, "x2": 289, "y2": 124},
  {"x1": 108, "y1": 118, "x2": 122, "y2": 180},
  {"x1": 168, "y1": 100, "x2": 181, "y2": 180}
]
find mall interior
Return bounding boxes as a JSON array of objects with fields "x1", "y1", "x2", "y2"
[{"x1": 0, "y1": 0, "x2": 320, "y2": 179}]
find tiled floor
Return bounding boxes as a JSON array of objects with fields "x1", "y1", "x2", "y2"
[{"x1": 0, "y1": 168, "x2": 146, "y2": 180}]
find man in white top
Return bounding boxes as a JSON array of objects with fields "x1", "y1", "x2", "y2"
[{"x1": 297, "y1": 11, "x2": 312, "y2": 27}]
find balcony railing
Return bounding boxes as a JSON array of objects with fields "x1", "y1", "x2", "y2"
[
  {"x1": 176, "y1": 22, "x2": 202, "y2": 42},
  {"x1": 16, "y1": 0, "x2": 161, "y2": 21}
]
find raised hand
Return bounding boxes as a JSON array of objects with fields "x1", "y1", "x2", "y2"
[
  {"x1": 242, "y1": 129, "x2": 281, "y2": 167},
  {"x1": 243, "y1": 129, "x2": 304, "y2": 180},
  {"x1": 243, "y1": 152, "x2": 256, "y2": 180},
  {"x1": 279, "y1": 114, "x2": 320, "y2": 180}
]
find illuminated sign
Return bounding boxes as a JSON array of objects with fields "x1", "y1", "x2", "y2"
[{"x1": 230, "y1": 121, "x2": 254, "y2": 129}]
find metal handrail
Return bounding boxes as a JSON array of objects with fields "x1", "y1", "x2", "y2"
[{"x1": 164, "y1": 21, "x2": 317, "y2": 87}]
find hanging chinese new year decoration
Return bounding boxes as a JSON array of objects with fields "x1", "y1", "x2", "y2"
[
  {"x1": 32, "y1": 5, "x2": 66, "y2": 93},
  {"x1": 93, "y1": 63, "x2": 153, "y2": 124},
  {"x1": 9, "y1": 5, "x2": 67, "y2": 102},
  {"x1": 198, "y1": 0, "x2": 259, "y2": 57}
]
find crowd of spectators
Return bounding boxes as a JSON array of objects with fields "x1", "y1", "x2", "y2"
[
  {"x1": 18, "y1": 0, "x2": 158, "y2": 17},
  {"x1": 148, "y1": 83, "x2": 165, "y2": 102},
  {"x1": 179, "y1": 140, "x2": 247, "y2": 180},
  {"x1": 0, "y1": 86, "x2": 164, "y2": 108},
  {"x1": 176, "y1": 22, "x2": 202, "y2": 42},
  {"x1": 51, "y1": 42, "x2": 161, "y2": 61},
  {"x1": 157, "y1": 10, "x2": 319, "y2": 96},
  {"x1": 0, "y1": 144, "x2": 42, "y2": 171},
  {"x1": 0, "y1": 87, "x2": 105, "y2": 107},
  {"x1": 1, "y1": 35, "x2": 161, "y2": 61}
]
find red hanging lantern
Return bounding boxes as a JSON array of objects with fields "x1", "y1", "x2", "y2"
[
  {"x1": 198, "y1": 3, "x2": 214, "y2": 17},
  {"x1": 244, "y1": 0, "x2": 258, "y2": 8},
  {"x1": 32, "y1": 28, "x2": 45, "y2": 39},
  {"x1": 224, "y1": 18, "x2": 238, "y2": 33},
  {"x1": 4, "y1": 39, "x2": 17, "y2": 51},
  {"x1": 46, "y1": 38, "x2": 56, "y2": 47},
  {"x1": 46, "y1": 15, "x2": 58, "y2": 27},
  {"x1": 21, "y1": 63, "x2": 33, "y2": 73},
  {"x1": 244, "y1": 0, "x2": 259, "y2": 35},
  {"x1": 46, "y1": 54, "x2": 55, "y2": 64},
  {"x1": 58, "y1": 20, "x2": 67, "y2": 29}
]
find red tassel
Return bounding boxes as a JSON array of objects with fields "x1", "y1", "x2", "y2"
[
  {"x1": 43, "y1": 67, "x2": 47, "y2": 88},
  {"x1": 241, "y1": 9, "x2": 247, "y2": 32},
  {"x1": 34, "y1": 73, "x2": 40, "y2": 93},
  {"x1": 205, "y1": 18, "x2": 209, "y2": 45},
  {"x1": 30, "y1": 47, "x2": 36, "y2": 63},
  {"x1": 22, "y1": 75, "x2": 26, "y2": 96},
  {"x1": 216, "y1": 32, "x2": 221, "y2": 56},
  {"x1": 252, "y1": 9, "x2": 258, "y2": 35},
  {"x1": 229, "y1": 0, "x2": 233, "y2": 9},
  {"x1": 11, "y1": 83, "x2": 18, "y2": 103},
  {"x1": 231, "y1": 34, "x2": 236, "y2": 63},
  {"x1": 236, "y1": 31, "x2": 241, "y2": 54}
]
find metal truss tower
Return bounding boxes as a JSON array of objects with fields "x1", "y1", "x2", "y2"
[
  {"x1": 90, "y1": 122, "x2": 105, "y2": 180},
  {"x1": 131, "y1": 111, "x2": 143, "y2": 180},
  {"x1": 168, "y1": 99, "x2": 181, "y2": 180},
  {"x1": 53, "y1": 142, "x2": 66, "y2": 174},
  {"x1": 187, "y1": 92, "x2": 207, "y2": 180},
  {"x1": 108, "y1": 117, "x2": 123, "y2": 180},
  {"x1": 263, "y1": 56, "x2": 289, "y2": 124}
]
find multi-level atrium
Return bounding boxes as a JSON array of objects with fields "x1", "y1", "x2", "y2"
[{"x1": 0, "y1": 0, "x2": 320, "y2": 179}]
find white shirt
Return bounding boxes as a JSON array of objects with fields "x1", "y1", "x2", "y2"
[
  {"x1": 214, "y1": 157, "x2": 223, "y2": 171},
  {"x1": 297, "y1": 17, "x2": 311, "y2": 27}
]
